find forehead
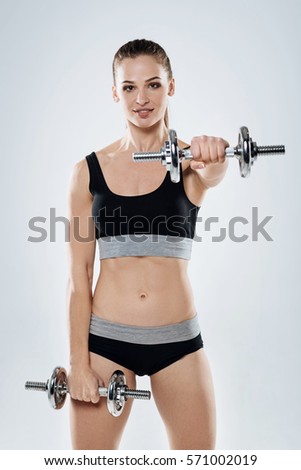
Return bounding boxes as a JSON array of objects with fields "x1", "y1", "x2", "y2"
[{"x1": 115, "y1": 55, "x2": 167, "y2": 82}]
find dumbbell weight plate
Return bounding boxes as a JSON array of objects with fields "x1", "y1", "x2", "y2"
[
  {"x1": 169, "y1": 129, "x2": 180, "y2": 183},
  {"x1": 107, "y1": 370, "x2": 127, "y2": 417},
  {"x1": 48, "y1": 366, "x2": 67, "y2": 409},
  {"x1": 238, "y1": 126, "x2": 252, "y2": 178}
]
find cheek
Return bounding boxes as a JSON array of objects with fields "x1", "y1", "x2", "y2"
[
  {"x1": 153, "y1": 88, "x2": 168, "y2": 105},
  {"x1": 119, "y1": 94, "x2": 133, "y2": 109}
]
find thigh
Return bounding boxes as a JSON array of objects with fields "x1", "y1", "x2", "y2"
[
  {"x1": 70, "y1": 352, "x2": 136, "y2": 450},
  {"x1": 150, "y1": 348, "x2": 216, "y2": 450}
]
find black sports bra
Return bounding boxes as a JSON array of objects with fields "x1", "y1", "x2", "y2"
[{"x1": 85, "y1": 152, "x2": 200, "y2": 260}]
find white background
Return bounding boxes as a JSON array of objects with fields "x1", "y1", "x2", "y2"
[{"x1": 0, "y1": 0, "x2": 300, "y2": 450}]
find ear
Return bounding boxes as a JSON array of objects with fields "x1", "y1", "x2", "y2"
[
  {"x1": 112, "y1": 85, "x2": 120, "y2": 103},
  {"x1": 168, "y1": 78, "x2": 175, "y2": 97}
]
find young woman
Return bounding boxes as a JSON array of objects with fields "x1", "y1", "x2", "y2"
[{"x1": 66, "y1": 39, "x2": 229, "y2": 450}]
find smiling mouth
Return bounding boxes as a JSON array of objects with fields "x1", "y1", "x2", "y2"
[{"x1": 133, "y1": 108, "x2": 154, "y2": 117}]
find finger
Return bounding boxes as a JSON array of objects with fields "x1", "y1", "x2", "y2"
[
  {"x1": 91, "y1": 377, "x2": 104, "y2": 403},
  {"x1": 199, "y1": 136, "x2": 209, "y2": 164},
  {"x1": 217, "y1": 138, "x2": 228, "y2": 163},
  {"x1": 190, "y1": 160, "x2": 206, "y2": 170},
  {"x1": 189, "y1": 137, "x2": 205, "y2": 170},
  {"x1": 91, "y1": 392, "x2": 100, "y2": 404},
  {"x1": 190, "y1": 137, "x2": 202, "y2": 161},
  {"x1": 91, "y1": 382, "x2": 101, "y2": 403},
  {"x1": 69, "y1": 387, "x2": 81, "y2": 401},
  {"x1": 208, "y1": 137, "x2": 218, "y2": 164},
  {"x1": 82, "y1": 390, "x2": 92, "y2": 402},
  {"x1": 98, "y1": 377, "x2": 105, "y2": 388}
]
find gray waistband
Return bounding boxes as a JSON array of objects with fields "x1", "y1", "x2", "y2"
[
  {"x1": 89, "y1": 313, "x2": 200, "y2": 345},
  {"x1": 97, "y1": 234, "x2": 192, "y2": 260}
]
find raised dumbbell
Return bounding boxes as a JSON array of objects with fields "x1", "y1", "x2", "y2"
[
  {"x1": 25, "y1": 366, "x2": 151, "y2": 417},
  {"x1": 132, "y1": 126, "x2": 286, "y2": 183}
]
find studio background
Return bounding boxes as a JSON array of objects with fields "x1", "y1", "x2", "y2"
[{"x1": 1, "y1": 0, "x2": 300, "y2": 449}]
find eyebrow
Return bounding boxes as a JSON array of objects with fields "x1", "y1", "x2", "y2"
[{"x1": 121, "y1": 76, "x2": 162, "y2": 84}]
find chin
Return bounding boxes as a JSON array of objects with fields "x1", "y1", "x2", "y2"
[{"x1": 131, "y1": 117, "x2": 163, "y2": 129}]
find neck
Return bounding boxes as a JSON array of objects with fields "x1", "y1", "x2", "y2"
[{"x1": 120, "y1": 120, "x2": 169, "y2": 153}]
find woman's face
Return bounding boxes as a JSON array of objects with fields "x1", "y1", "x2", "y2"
[{"x1": 112, "y1": 55, "x2": 175, "y2": 128}]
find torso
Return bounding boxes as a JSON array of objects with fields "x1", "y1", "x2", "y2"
[{"x1": 90, "y1": 138, "x2": 207, "y2": 326}]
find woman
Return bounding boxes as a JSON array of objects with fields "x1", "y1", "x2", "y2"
[{"x1": 66, "y1": 39, "x2": 229, "y2": 450}]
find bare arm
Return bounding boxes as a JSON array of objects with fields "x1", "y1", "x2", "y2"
[{"x1": 66, "y1": 158, "x2": 102, "y2": 402}]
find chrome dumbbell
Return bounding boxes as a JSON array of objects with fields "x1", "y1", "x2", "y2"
[
  {"x1": 132, "y1": 126, "x2": 286, "y2": 183},
  {"x1": 25, "y1": 366, "x2": 151, "y2": 417}
]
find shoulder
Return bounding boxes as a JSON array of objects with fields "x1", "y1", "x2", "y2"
[
  {"x1": 70, "y1": 157, "x2": 89, "y2": 182},
  {"x1": 69, "y1": 137, "x2": 121, "y2": 185},
  {"x1": 94, "y1": 139, "x2": 123, "y2": 162},
  {"x1": 67, "y1": 156, "x2": 92, "y2": 201}
]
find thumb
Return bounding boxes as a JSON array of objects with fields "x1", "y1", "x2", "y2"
[
  {"x1": 190, "y1": 160, "x2": 206, "y2": 170},
  {"x1": 97, "y1": 375, "x2": 105, "y2": 388}
]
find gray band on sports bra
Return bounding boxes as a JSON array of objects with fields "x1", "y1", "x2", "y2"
[
  {"x1": 89, "y1": 313, "x2": 200, "y2": 345},
  {"x1": 97, "y1": 234, "x2": 193, "y2": 260}
]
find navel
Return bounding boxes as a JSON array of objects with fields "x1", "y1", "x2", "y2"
[{"x1": 139, "y1": 292, "x2": 148, "y2": 300}]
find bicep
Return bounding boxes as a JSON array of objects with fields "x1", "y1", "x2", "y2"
[{"x1": 66, "y1": 159, "x2": 96, "y2": 289}]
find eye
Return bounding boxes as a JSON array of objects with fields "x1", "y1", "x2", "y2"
[
  {"x1": 123, "y1": 85, "x2": 135, "y2": 92},
  {"x1": 148, "y1": 82, "x2": 161, "y2": 89}
]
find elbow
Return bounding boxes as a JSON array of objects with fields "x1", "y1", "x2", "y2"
[
  {"x1": 87, "y1": 264, "x2": 94, "y2": 287},
  {"x1": 66, "y1": 267, "x2": 93, "y2": 295}
]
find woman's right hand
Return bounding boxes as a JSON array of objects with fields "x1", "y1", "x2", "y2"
[{"x1": 67, "y1": 365, "x2": 104, "y2": 404}]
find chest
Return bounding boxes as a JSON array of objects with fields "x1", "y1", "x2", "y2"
[
  {"x1": 97, "y1": 157, "x2": 205, "y2": 207},
  {"x1": 91, "y1": 159, "x2": 200, "y2": 240}
]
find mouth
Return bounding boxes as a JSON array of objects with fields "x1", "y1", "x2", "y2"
[{"x1": 133, "y1": 108, "x2": 154, "y2": 118}]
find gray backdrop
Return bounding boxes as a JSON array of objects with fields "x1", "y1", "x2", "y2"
[{"x1": 1, "y1": 0, "x2": 300, "y2": 449}]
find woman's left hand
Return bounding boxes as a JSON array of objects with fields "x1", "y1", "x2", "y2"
[{"x1": 189, "y1": 135, "x2": 229, "y2": 171}]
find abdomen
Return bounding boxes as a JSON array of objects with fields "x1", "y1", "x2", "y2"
[{"x1": 92, "y1": 256, "x2": 197, "y2": 326}]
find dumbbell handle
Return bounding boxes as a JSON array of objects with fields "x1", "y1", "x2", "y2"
[
  {"x1": 25, "y1": 380, "x2": 151, "y2": 400},
  {"x1": 132, "y1": 144, "x2": 285, "y2": 162},
  {"x1": 225, "y1": 145, "x2": 285, "y2": 158}
]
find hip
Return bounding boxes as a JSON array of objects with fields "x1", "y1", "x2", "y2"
[{"x1": 88, "y1": 314, "x2": 203, "y2": 376}]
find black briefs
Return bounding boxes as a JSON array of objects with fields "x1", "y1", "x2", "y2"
[{"x1": 88, "y1": 314, "x2": 204, "y2": 376}]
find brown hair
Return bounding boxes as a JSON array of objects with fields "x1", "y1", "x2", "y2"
[{"x1": 112, "y1": 39, "x2": 173, "y2": 127}]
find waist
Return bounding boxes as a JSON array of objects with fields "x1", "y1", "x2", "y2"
[
  {"x1": 93, "y1": 257, "x2": 195, "y2": 325},
  {"x1": 89, "y1": 313, "x2": 200, "y2": 345}
]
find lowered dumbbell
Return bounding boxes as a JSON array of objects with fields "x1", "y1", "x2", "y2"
[
  {"x1": 25, "y1": 367, "x2": 151, "y2": 417},
  {"x1": 132, "y1": 126, "x2": 285, "y2": 183}
]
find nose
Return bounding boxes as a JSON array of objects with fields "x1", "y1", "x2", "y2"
[{"x1": 136, "y1": 89, "x2": 150, "y2": 106}]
